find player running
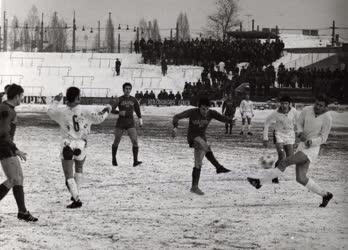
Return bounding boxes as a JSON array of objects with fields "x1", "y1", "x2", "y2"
[
  {"x1": 0, "y1": 84, "x2": 38, "y2": 222},
  {"x1": 222, "y1": 92, "x2": 238, "y2": 134},
  {"x1": 248, "y1": 95, "x2": 333, "y2": 207},
  {"x1": 111, "y1": 82, "x2": 143, "y2": 167},
  {"x1": 263, "y1": 96, "x2": 298, "y2": 183},
  {"x1": 172, "y1": 97, "x2": 234, "y2": 195},
  {"x1": 239, "y1": 94, "x2": 254, "y2": 135},
  {"x1": 47, "y1": 87, "x2": 111, "y2": 208}
]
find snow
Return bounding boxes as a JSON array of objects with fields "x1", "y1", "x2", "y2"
[
  {"x1": 0, "y1": 52, "x2": 202, "y2": 97},
  {"x1": 15, "y1": 103, "x2": 348, "y2": 128},
  {"x1": 0, "y1": 113, "x2": 347, "y2": 249}
]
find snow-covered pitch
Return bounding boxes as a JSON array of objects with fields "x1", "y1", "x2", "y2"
[{"x1": 0, "y1": 106, "x2": 347, "y2": 249}]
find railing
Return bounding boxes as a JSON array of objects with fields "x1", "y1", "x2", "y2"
[
  {"x1": 88, "y1": 57, "x2": 117, "y2": 68},
  {"x1": 0, "y1": 74, "x2": 24, "y2": 85},
  {"x1": 80, "y1": 87, "x2": 111, "y2": 97},
  {"x1": 179, "y1": 67, "x2": 202, "y2": 78},
  {"x1": 22, "y1": 85, "x2": 44, "y2": 96},
  {"x1": 133, "y1": 77, "x2": 162, "y2": 89},
  {"x1": 37, "y1": 65, "x2": 72, "y2": 76},
  {"x1": 112, "y1": 66, "x2": 144, "y2": 77},
  {"x1": 62, "y1": 75, "x2": 94, "y2": 86},
  {"x1": 283, "y1": 53, "x2": 336, "y2": 69},
  {"x1": 9, "y1": 55, "x2": 44, "y2": 67}
]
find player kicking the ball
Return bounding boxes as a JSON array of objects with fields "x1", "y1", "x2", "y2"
[
  {"x1": 172, "y1": 98, "x2": 234, "y2": 195},
  {"x1": 248, "y1": 95, "x2": 333, "y2": 207},
  {"x1": 110, "y1": 82, "x2": 143, "y2": 167},
  {"x1": 47, "y1": 87, "x2": 111, "y2": 208},
  {"x1": 263, "y1": 96, "x2": 298, "y2": 183},
  {"x1": 0, "y1": 84, "x2": 38, "y2": 222}
]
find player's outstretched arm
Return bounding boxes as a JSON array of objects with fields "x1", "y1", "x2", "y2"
[
  {"x1": 210, "y1": 110, "x2": 235, "y2": 125},
  {"x1": 172, "y1": 109, "x2": 194, "y2": 138},
  {"x1": 47, "y1": 93, "x2": 64, "y2": 123},
  {"x1": 85, "y1": 105, "x2": 112, "y2": 125},
  {"x1": 172, "y1": 109, "x2": 194, "y2": 127}
]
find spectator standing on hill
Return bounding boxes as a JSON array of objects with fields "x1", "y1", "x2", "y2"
[
  {"x1": 115, "y1": 58, "x2": 121, "y2": 76},
  {"x1": 161, "y1": 58, "x2": 168, "y2": 76}
]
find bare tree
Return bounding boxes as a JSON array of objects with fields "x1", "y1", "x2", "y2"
[
  {"x1": 105, "y1": 14, "x2": 115, "y2": 52},
  {"x1": 9, "y1": 16, "x2": 19, "y2": 50},
  {"x1": 26, "y1": 5, "x2": 40, "y2": 50},
  {"x1": 207, "y1": 0, "x2": 239, "y2": 40},
  {"x1": 47, "y1": 12, "x2": 67, "y2": 52},
  {"x1": 139, "y1": 18, "x2": 147, "y2": 39},
  {"x1": 20, "y1": 21, "x2": 31, "y2": 51},
  {"x1": 177, "y1": 12, "x2": 190, "y2": 41},
  {"x1": 152, "y1": 19, "x2": 161, "y2": 41}
]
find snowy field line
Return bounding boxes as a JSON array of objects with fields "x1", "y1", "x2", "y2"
[{"x1": 0, "y1": 114, "x2": 347, "y2": 249}]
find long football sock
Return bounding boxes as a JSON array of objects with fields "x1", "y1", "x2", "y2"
[
  {"x1": 13, "y1": 185, "x2": 27, "y2": 213},
  {"x1": 67, "y1": 178, "x2": 79, "y2": 201},
  {"x1": 112, "y1": 144, "x2": 118, "y2": 160},
  {"x1": 205, "y1": 151, "x2": 222, "y2": 169},
  {"x1": 192, "y1": 167, "x2": 201, "y2": 188},
  {"x1": 247, "y1": 124, "x2": 251, "y2": 132},
  {"x1": 306, "y1": 179, "x2": 326, "y2": 197},
  {"x1": 132, "y1": 146, "x2": 139, "y2": 163},
  {"x1": 74, "y1": 173, "x2": 83, "y2": 189},
  {"x1": 260, "y1": 168, "x2": 283, "y2": 185},
  {"x1": 0, "y1": 183, "x2": 10, "y2": 201}
]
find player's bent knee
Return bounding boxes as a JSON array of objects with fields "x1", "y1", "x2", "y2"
[
  {"x1": 296, "y1": 175, "x2": 308, "y2": 186},
  {"x1": 63, "y1": 146, "x2": 74, "y2": 160}
]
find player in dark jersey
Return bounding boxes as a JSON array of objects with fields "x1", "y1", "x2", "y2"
[
  {"x1": 222, "y1": 92, "x2": 237, "y2": 134},
  {"x1": 0, "y1": 84, "x2": 38, "y2": 222},
  {"x1": 172, "y1": 98, "x2": 234, "y2": 195},
  {"x1": 111, "y1": 83, "x2": 143, "y2": 167}
]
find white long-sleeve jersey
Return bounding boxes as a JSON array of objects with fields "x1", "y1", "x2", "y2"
[
  {"x1": 47, "y1": 101, "x2": 110, "y2": 141},
  {"x1": 240, "y1": 100, "x2": 254, "y2": 117},
  {"x1": 263, "y1": 107, "x2": 298, "y2": 141},
  {"x1": 297, "y1": 106, "x2": 332, "y2": 147}
]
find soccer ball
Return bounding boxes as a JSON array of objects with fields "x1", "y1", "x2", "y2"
[{"x1": 259, "y1": 155, "x2": 275, "y2": 169}]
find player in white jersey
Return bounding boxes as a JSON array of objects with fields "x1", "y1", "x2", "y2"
[
  {"x1": 248, "y1": 95, "x2": 333, "y2": 207},
  {"x1": 239, "y1": 94, "x2": 254, "y2": 135},
  {"x1": 47, "y1": 87, "x2": 111, "y2": 208},
  {"x1": 263, "y1": 96, "x2": 298, "y2": 183}
]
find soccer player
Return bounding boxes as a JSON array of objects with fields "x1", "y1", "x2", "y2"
[
  {"x1": 263, "y1": 96, "x2": 298, "y2": 183},
  {"x1": 47, "y1": 87, "x2": 111, "y2": 208},
  {"x1": 239, "y1": 94, "x2": 254, "y2": 135},
  {"x1": 172, "y1": 97, "x2": 234, "y2": 195},
  {"x1": 248, "y1": 95, "x2": 333, "y2": 207},
  {"x1": 111, "y1": 82, "x2": 143, "y2": 167},
  {"x1": 0, "y1": 84, "x2": 38, "y2": 222},
  {"x1": 222, "y1": 92, "x2": 237, "y2": 134}
]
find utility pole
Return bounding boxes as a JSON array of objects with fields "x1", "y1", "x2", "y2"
[
  {"x1": 72, "y1": 11, "x2": 76, "y2": 52},
  {"x1": 3, "y1": 11, "x2": 7, "y2": 51},
  {"x1": 176, "y1": 22, "x2": 179, "y2": 41},
  {"x1": 97, "y1": 20, "x2": 100, "y2": 52},
  {"x1": 331, "y1": 20, "x2": 335, "y2": 46},
  {"x1": 252, "y1": 19, "x2": 255, "y2": 31},
  {"x1": 39, "y1": 13, "x2": 44, "y2": 52}
]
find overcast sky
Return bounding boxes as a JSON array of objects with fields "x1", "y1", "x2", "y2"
[{"x1": 1, "y1": 0, "x2": 347, "y2": 38}]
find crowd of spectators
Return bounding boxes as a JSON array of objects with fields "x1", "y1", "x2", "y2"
[
  {"x1": 135, "y1": 90, "x2": 182, "y2": 101},
  {"x1": 277, "y1": 63, "x2": 347, "y2": 101},
  {"x1": 135, "y1": 38, "x2": 284, "y2": 68}
]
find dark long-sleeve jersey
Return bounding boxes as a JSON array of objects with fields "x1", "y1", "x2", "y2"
[
  {"x1": 222, "y1": 99, "x2": 237, "y2": 116},
  {"x1": 113, "y1": 95, "x2": 141, "y2": 128},
  {"x1": 0, "y1": 102, "x2": 18, "y2": 151},
  {"x1": 173, "y1": 108, "x2": 234, "y2": 144}
]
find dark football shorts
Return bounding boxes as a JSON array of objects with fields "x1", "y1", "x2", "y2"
[
  {"x1": 0, "y1": 141, "x2": 16, "y2": 160},
  {"x1": 116, "y1": 118, "x2": 135, "y2": 130}
]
